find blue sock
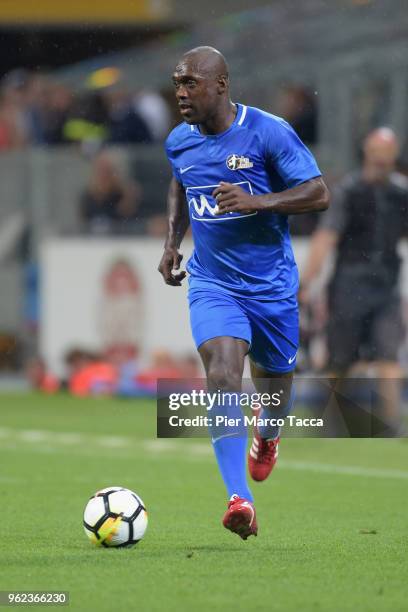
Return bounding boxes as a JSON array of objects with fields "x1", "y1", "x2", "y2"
[
  {"x1": 209, "y1": 396, "x2": 253, "y2": 502},
  {"x1": 258, "y1": 386, "x2": 296, "y2": 440}
]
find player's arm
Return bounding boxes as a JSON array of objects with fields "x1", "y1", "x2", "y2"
[
  {"x1": 213, "y1": 177, "x2": 329, "y2": 215},
  {"x1": 257, "y1": 176, "x2": 329, "y2": 214},
  {"x1": 158, "y1": 177, "x2": 190, "y2": 286},
  {"x1": 298, "y1": 228, "x2": 338, "y2": 303},
  {"x1": 299, "y1": 180, "x2": 349, "y2": 302}
]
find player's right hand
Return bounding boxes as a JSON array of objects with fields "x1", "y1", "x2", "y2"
[{"x1": 158, "y1": 248, "x2": 186, "y2": 286}]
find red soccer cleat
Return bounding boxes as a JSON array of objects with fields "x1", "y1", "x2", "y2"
[
  {"x1": 222, "y1": 495, "x2": 258, "y2": 540},
  {"x1": 248, "y1": 428, "x2": 280, "y2": 482}
]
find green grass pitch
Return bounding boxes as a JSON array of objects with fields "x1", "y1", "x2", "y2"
[{"x1": 0, "y1": 393, "x2": 407, "y2": 611}]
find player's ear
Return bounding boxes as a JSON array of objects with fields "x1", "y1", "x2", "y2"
[{"x1": 217, "y1": 75, "x2": 228, "y2": 94}]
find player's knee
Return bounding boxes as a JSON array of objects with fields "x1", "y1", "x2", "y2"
[{"x1": 207, "y1": 364, "x2": 241, "y2": 391}]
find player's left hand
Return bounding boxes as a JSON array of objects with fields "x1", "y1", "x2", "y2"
[{"x1": 212, "y1": 182, "x2": 262, "y2": 214}]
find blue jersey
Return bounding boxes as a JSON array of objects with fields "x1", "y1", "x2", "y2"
[{"x1": 165, "y1": 103, "x2": 321, "y2": 299}]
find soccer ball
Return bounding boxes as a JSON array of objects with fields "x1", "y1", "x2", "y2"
[{"x1": 83, "y1": 486, "x2": 148, "y2": 547}]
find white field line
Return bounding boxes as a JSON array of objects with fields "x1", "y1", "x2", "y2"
[
  {"x1": 277, "y1": 460, "x2": 408, "y2": 480},
  {"x1": 0, "y1": 427, "x2": 408, "y2": 481}
]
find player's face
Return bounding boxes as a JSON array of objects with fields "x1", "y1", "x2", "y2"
[{"x1": 172, "y1": 62, "x2": 220, "y2": 125}]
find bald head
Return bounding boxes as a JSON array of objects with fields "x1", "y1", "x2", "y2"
[
  {"x1": 364, "y1": 127, "x2": 399, "y2": 158},
  {"x1": 177, "y1": 46, "x2": 229, "y2": 80},
  {"x1": 363, "y1": 127, "x2": 400, "y2": 182}
]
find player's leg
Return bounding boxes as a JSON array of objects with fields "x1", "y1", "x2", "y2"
[
  {"x1": 189, "y1": 289, "x2": 256, "y2": 538},
  {"x1": 250, "y1": 363, "x2": 294, "y2": 436},
  {"x1": 248, "y1": 364, "x2": 294, "y2": 481},
  {"x1": 199, "y1": 336, "x2": 251, "y2": 503},
  {"x1": 199, "y1": 336, "x2": 257, "y2": 538},
  {"x1": 243, "y1": 294, "x2": 298, "y2": 481}
]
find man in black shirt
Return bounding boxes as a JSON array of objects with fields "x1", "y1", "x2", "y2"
[{"x1": 301, "y1": 128, "x2": 408, "y2": 429}]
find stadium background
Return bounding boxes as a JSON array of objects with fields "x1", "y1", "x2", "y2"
[{"x1": 1, "y1": 0, "x2": 408, "y2": 389}]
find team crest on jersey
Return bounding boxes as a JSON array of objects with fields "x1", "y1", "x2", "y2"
[{"x1": 226, "y1": 154, "x2": 253, "y2": 171}]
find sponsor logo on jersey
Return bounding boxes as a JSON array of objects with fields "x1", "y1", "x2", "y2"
[
  {"x1": 226, "y1": 154, "x2": 254, "y2": 171},
  {"x1": 189, "y1": 194, "x2": 218, "y2": 217},
  {"x1": 185, "y1": 181, "x2": 257, "y2": 222}
]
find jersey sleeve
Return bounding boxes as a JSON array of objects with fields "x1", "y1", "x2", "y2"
[
  {"x1": 264, "y1": 118, "x2": 321, "y2": 188},
  {"x1": 165, "y1": 138, "x2": 182, "y2": 184}
]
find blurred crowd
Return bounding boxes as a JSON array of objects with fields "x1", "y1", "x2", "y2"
[
  {"x1": 0, "y1": 68, "x2": 171, "y2": 151},
  {"x1": 0, "y1": 68, "x2": 321, "y2": 239},
  {"x1": 0, "y1": 69, "x2": 318, "y2": 153},
  {"x1": 80, "y1": 149, "x2": 142, "y2": 234},
  {"x1": 79, "y1": 148, "x2": 168, "y2": 237},
  {"x1": 27, "y1": 348, "x2": 201, "y2": 397}
]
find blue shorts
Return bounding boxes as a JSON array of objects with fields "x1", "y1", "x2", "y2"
[{"x1": 188, "y1": 289, "x2": 299, "y2": 373}]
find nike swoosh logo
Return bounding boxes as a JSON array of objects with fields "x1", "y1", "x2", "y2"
[
  {"x1": 288, "y1": 354, "x2": 297, "y2": 364},
  {"x1": 180, "y1": 165, "x2": 195, "y2": 174}
]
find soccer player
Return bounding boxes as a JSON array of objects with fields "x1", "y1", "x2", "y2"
[{"x1": 159, "y1": 47, "x2": 329, "y2": 539}]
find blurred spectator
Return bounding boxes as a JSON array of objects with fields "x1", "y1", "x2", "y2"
[
  {"x1": 24, "y1": 73, "x2": 50, "y2": 145},
  {"x1": 80, "y1": 149, "x2": 142, "y2": 234},
  {"x1": 65, "y1": 348, "x2": 117, "y2": 396},
  {"x1": 0, "y1": 333, "x2": 22, "y2": 370},
  {"x1": 277, "y1": 84, "x2": 317, "y2": 145},
  {"x1": 178, "y1": 354, "x2": 201, "y2": 378},
  {"x1": 26, "y1": 357, "x2": 60, "y2": 393},
  {"x1": 105, "y1": 87, "x2": 152, "y2": 145},
  {"x1": 117, "y1": 351, "x2": 201, "y2": 397},
  {"x1": 277, "y1": 84, "x2": 319, "y2": 235},
  {"x1": 43, "y1": 83, "x2": 74, "y2": 144},
  {"x1": 63, "y1": 92, "x2": 109, "y2": 147},
  {"x1": 133, "y1": 90, "x2": 171, "y2": 141},
  {"x1": 137, "y1": 350, "x2": 183, "y2": 384},
  {"x1": 0, "y1": 70, "x2": 29, "y2": 150},
  {"x1": 301, "y1": 127, "x2": 408, "y2": 431}
]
